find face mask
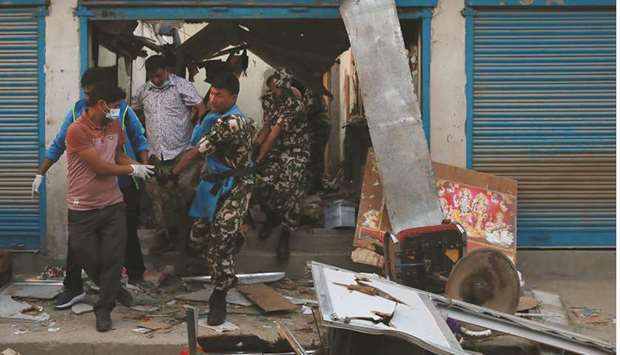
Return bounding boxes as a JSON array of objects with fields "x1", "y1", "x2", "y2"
[
  {"x1": 106, "y1": 108, "x2": 121, "y2": 120},
  {"x1": 103, "y1": 103, "x2": 120, "y2": 120}
]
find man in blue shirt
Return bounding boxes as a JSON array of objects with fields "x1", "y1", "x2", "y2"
[{"x1": 32, "y1": 68, "x2": 149, "y2": 309}]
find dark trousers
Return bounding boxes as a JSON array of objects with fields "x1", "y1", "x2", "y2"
[
  {"x1": 68, "y1": 203, "x2": 126, "y2": 313},
  {"x1": 122, "y1": 185, "x2": 146, "y2": 280},
  {"x1": 63, "y1": 187, "x2": 146, "y2": 292}
]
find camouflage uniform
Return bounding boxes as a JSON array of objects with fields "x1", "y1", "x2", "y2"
[
  {"x1": 302, "y1": 88, "x2": 330, "y2": 192},
  {"x1": 258, "y1": 90, "x2": 310, "y2": 230},
  {"x1": 189, "y1": 113, "x2": 255, "y2": 291}
]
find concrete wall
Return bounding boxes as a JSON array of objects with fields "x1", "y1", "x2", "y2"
[
  {"x1": 429, "y1": 0, "x2": 467, "y2": 168},
  {"x1": 44, "y1": 0, "x2": 80, "y2": 259}
]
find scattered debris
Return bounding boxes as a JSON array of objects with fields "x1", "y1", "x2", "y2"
[
  {"x1": 130, "y1": 305, "x2": 160, "y2": 313},
  {"x1": 176, "y1": 286, "x2": 252, "y2": 307},
  {"x1": 143, "y1": 271, "x2": 167, "y2": 288},
  {"x1": 39, "y1": 265, "x2": 65, "y2": 280},
  {"x1": 283, "y1": 296, "x2": 318, "y2": 306},
  {"x1": 132, "y1": 327, "x2": 153, "y2": 334},
  {"x1": 300, "y1": 305, "x2": 313, "y2": 315},
  {"x1": 277, "y1": 321, "x2": 308, "y2": 355},
  {"x1": 570, "y1": 307, "x2": 612, "y2": 325},
  {"x1": 238, "y1": 284, "x2": 297, "y2": 313},
  {"x1": 532, "y1": 290, "x2": 572, "y2": 328},
  {"x1": 136, "y1": 319, "x2": 175, "y2": 334},
  {"x1": 198, "y1": 319, "x2": 240, "y2": 333},
  {"x1": 182, "y1": 272, "x2": 285, "y2": 285},
  {"x1": 1, "y1": 281, "x2": 63, "y2": 300},
  {"x1": 517, "y1": 296, "x2": 540, "y2": 312},
  {"x1": 312, "y1": 261, "x2": 616, "y2": 355},
  {"x1": 71, "y1": 303, "x2": 94, "y2": 315},
  {"x1": 0, "y1": 295, "x2": 49, "y2": 322}
]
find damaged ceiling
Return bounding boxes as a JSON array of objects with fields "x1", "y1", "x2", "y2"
[
  {"x1": 93, "y1": 18, "x2": 419, "y2": 94},
  {"x1": 178, "y1": 20, "x2": 351, "y2": 94}
]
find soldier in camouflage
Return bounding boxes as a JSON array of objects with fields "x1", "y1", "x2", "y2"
[
  {"x1": 171, "y1": 73, "x2": 254, "y2": 326},
  {"x1": 254, "y1": 70, "x2": 310, "y2": 260}
]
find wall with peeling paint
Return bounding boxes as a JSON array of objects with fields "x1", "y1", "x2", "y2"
[
  {"x1": 44, "y1": 0, "x2": 81, "y2": 259},
  {"x1": 429, "y1": 0, "x2": 467, "y2": 167}
]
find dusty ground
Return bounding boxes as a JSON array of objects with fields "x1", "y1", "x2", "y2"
[
  {"x1": 0, "y1": 277, "x2": 322, "y2": 355},
  {"x1": 0, "y1": 250, "x2": 616, "y2": 354}
]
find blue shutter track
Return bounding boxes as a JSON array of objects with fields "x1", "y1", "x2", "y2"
[
  {"x1": 0, "y1": 7, "x2": 43, "y2": 248},
  {"x1": 471, "y1": 9, "x2": 616, "y2": 247}
]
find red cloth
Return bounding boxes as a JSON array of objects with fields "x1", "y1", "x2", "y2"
[{"x1": 65, "y1": 115, "x2": 124, "y2": 210}]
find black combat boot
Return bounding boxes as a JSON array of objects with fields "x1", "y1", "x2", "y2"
[
  {"x1": 207, "y1": 289, "x2": 227, "y2": 326},
  {"x1": 276, "y1": 228, "x2": 291, "y2": 261}
]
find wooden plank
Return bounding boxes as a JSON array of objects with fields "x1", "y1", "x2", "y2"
[{"x1": 237, "y1": 284, "x2": 297, "y2": 313}]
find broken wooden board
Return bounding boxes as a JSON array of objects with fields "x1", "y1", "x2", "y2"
[
  {"x1": 175, "y1": 286, "x2": 253, "y2": 306},
  {"x1": 353, "y1": 150, "x2": 519, "y2": 267},
  {"x1": 340, "y1": 0, "x2": 443, "y2": 234},
  {"x1": 238, "y1": 284, "x2": 297, "y2": 313}
]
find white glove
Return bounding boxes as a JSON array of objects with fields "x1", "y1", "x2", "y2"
[
  {"x1": 32, "y1": 174, "x2": 43, "y2": 197},
  {"x1": 129, "y1": 164, "x2": 155, "y2": 180}
]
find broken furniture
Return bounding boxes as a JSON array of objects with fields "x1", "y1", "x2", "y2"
[{"x1": 312, "y1": 261, "x2": 615, "y2": 355}]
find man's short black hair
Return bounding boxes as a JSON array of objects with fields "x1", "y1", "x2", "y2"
[
  {"x1": 211, "y1": 72, "x2": 240, "y2": 96},
  {"x1": 145, "y1": 55, "x2": 168, "y2": 74},
  {"x1": 81, "y1": 67, "x2": 107, "y2": 89},
  {"x1": 86, "y1": 82, "x2": 126, "y2": 108}
]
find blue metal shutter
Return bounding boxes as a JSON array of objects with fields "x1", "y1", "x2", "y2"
[
  {"x1": 0, "y1": 7, "x2": 43, "y2": 248},
  {"x1": 471, "y1": 9, "x2": 616, "y2": 247}
]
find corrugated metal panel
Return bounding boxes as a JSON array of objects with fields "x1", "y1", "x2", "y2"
[
  {"x1": 0, "y1": 7, "x2": 41, "y2": 248},
  {"x1": 472, "y1": 9, "x2": 616, "y2": 247}
]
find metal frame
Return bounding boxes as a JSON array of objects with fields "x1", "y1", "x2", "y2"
[{"x1": 76, "y1": 1, "x2": 435, "y2": 141}]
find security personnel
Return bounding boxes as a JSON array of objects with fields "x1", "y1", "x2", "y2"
[
  {"x1": 172, "y1": 72, "x2": 255, "y2": 326},
  {"x1": 255, "y1": 70, "x2": 310, "y2": 261}
]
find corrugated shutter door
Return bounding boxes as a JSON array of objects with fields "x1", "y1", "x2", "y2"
[
  {"x1": 472, "y1": 9, "x2": 616, "y2": 247},
  {"x1": 0, "y1": 8, "x2": 42, "y2": 248}
]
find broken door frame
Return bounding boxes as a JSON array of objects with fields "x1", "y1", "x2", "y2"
[{"x1": 75, "y1": 0, "x2": 436, "y2": 142}]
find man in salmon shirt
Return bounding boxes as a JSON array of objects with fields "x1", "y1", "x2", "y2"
[{"x1": 64, "y1": 82, "x2": 154, "y2": 332}]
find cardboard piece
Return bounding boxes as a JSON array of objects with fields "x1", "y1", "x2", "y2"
[
  {"x1": 238, "y1": 284, "x2": 297, "y2": 313},
  {"x1": 352, "y1": 150, "x2": 518, "y2": 267}
]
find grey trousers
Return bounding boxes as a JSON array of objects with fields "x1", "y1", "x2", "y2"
[{"x1": 68, "y1": 202, "x2": 126, "y2": 313}]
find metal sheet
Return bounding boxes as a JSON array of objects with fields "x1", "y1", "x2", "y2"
[
  {"x1": 182, "y1": 272, "x2": 285, "y2": 284},
  {"x1": 0, "y1": 8, "x2": 42, "y2": 249},
  {"x1": 339, "y1": 0, "x2": 442, "y2": 233},
  {"x1": 312, "y1": 262, "x2": 616, "y2": 355},
  {"x1": 0, "y1": 282, "x2": 63, "y2": 300},
  {"x1": 470, "y1": 9, "x2": 616, "y2": 247},
  {"x1": 312, "y1": 262, "x2": 467, "y2": 354}
]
